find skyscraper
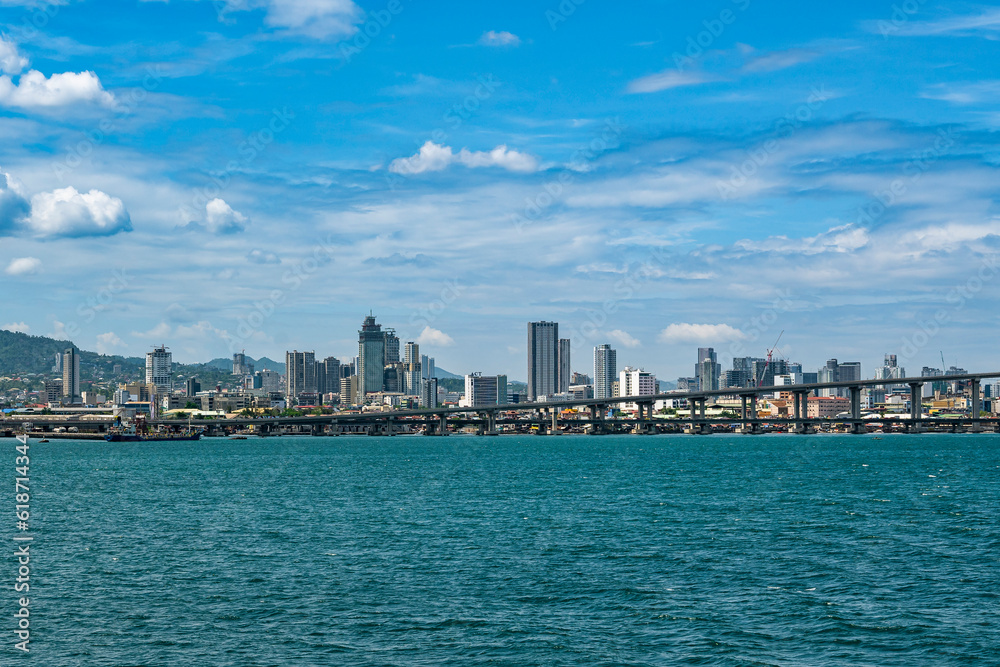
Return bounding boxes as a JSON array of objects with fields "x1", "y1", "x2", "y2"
[
  {"x1": 463, "y1": 373, "x2": 508, "y2": 407},
  {"x1": 696, "y1": 348, "x2": 720, "y2": 392},
  {"x1": 557, "y1": 338, "x2": 571, "y2": 394},
  {"x1": 527, "y1": 321, "x2": 558, "y2": 401},
  {"x1": 285, "y1": 351, "x2": 317, "y2": 399},
  {"x1": 358, "y1": 314, "x2": 386, "y2": 397},
  {"x1": 420, "y1": 354, "x2": 435, "y2": 381},
  {"x1": 420, "y1": 377, "x2": 438, "y2": 408},
  {"x1": 317, "y1": 356, "x2": 340, "y2": 398},
  {"x1": 62, "y1": 347, "x2": 80, "y2": 401},
  {"x1": 383, "y1": 328, "x2": 400, "y2": 364},
  {"x1": 146, "y1": 345, "x2": 172, "y2": 392},
  {"x1": 403, "y1": 342, "x2": 421, "y2": 396},
  {"x1": 594, "y1": 344, "x2": 617, "y2": 400}
]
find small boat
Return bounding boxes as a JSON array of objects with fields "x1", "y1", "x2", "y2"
[
  {"x1": 105, "y1": 422, "x2": 201, "y2": 442},
  {"x1": 39, "y1": 439, "x2": 49, "y2": 443}
]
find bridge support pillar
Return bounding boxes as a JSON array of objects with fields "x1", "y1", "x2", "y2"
[
  {"x1": 849, "y1": 386, "x2": 864, "y2": 434},
  {"x1": 589, "y1": 404, "x2": 606, "y2": 435},
  {"x1": 486, "y1": 410, "x2": 498, "y2": 436},
  {"x1": 971, "y1": 379, "x2": 982, "y2": 433},
  {"x1": 909, "y1": 383, "x2": 925, "y2": 433},
  {"x1": 551, "y1": 408, "x2": 560, "y2": 435},
  {"x1": 791, "y1": 391, "x2": 813, "y2": 433},
  {"x1": 439, "y1": 414, "x2": 449, "y2": 436}
]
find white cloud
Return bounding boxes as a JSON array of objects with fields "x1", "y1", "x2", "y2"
[
  {"x1": 96, "y1": 332, "x2": 123, "y2": 354},
  {"x1": 478, "y1": 30, "x2": 521, "y2": 47},
  {"x1": 607, "y1": 329, "x2": 641, "y2": 348},
  {"x1": 219, "y1": 0, "x2": 363, "y2": 40},
  {"x1": 1, "y1": 322, "x2": 30, "y2": 333},
  {"x1": 389, "y1": 141, "x2": 539, "y2": 174},
  {"x1": 5, "y1": 257, "x2": 41, "y2": 275},
  {"x1": 25, "y1": 187, "x2": 132, "y2": 238},
  {"x1": 416, "y1": 326, "x2": 455, "y2": 347},
  {"x1": 742, "y1": 47, "x2": 820, "y2": 73},
  {"x1": 884, "y1": 8, "x2": 1000, "y2": 37},
  {"x1": 204, "y1": 198, "x2": 248, "y2": 234},
  {"x1": 627, "y1": 69, "x2": 720, "y2": 94},
  {"x1": 658, "y1": 323, "x2": 747, "y2": 344},
  {"x1": 0, "y1": 170, "x2": 30, "y2": 233},
  {"x1": 0, "y1": 70, "x2": 115, "y2": 109},
  {"x1": 247, "y1": 248, "x2": 281, "y2": 264},
  {"x1": 0, "y1": 36, "x2": 28, "y2": 75}
]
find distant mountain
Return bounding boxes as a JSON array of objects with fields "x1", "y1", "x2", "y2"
[
  {"x1": 433, "y1": 367, "x2": 463, "y2": 380},
  {"x1": 206, "y1": 356, "x2": 286, "y2": 375},
  {"x1": 0, "y1": 329, "x2": 144, "y2": 377}
]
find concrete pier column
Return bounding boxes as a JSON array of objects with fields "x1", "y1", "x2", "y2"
[
  {"x1": 971, "y1": 379, "x2": 982, "y2": 433},
  {"x1": 551, "y1": 408, "x2": 560, "y2": 435},
  {"x1": 439, "y1": 414, "x2": 449, "y2": 436},
  {"x1": 486, "y1": 410, "x2": 498, "y2": 435},
  {"x1": 740, "y1": 395, "x2": 748, "y2": 425},
  {"x1": 909, "y1": 383, "x2": 924, "y2": 432},
  {"x1": 849, "y1": 386, "x2": 863, "y2": 434}
]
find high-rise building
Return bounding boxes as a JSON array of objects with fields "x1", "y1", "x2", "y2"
[
  {"x1": 62, "y1": 347, "x2": 80, "y2": 401},
  {"x1": 696, "y1": 348, "x2": 720, "y2": 392},
  {"x1": 185, "y1": 377, "x2": 201, "y2": 396},
  {"x1": 818, "y1": 359, "x2": 861, "y2": 397},
  {"x1": 619, "y1": 367, "x2": 656, "y2": 409},
  {"x1": 594, "y1": 344, "x2": 617, "y2": 400},
  {"x1": 383, "y1": 328, "x2": 400, "y2": 364},
  {"x1": 876, "y1": 354, "x2": 905, "y2": 391},
  {"x1": 420, "y1": 354, "x2": 435, "y2": 381},
  {"x1": 358, "y1": 314, "x2": 386, "y2": 397},
  {"x1": 53, "y1": 353, "x2": 61, "y2": 374},
  {"x1": 316, "y1": 357, "x2": 340, "y2": 399},
  {"x1": 527, "y1": 321, "x2": 559, "y2": 401},
  {"x1": 420, "y1": 377, "x2": 438, "y2": 409},
  {"x1": 340, "y1": 375, "x2": 359, "y2": 406},
  {"x1": 285, "y1": 351, "x2": 317, "y2": 399},
  {"x1": 44, "y1": 380, "x2": 62, "y2": 403},
  {"x1": 403, "y1": 342, "x2": 422, "y2": 396},
  {"x1": 557, "y1": 338, "x2": 571, "y2": 394},
  {"x1": 463, "y1": 373, "x2": 508, "y2": 407},
  {"x1": 146, "y1": 345, "x2": 172, "y2": 392},
  {"x1": 232, "y1": 352, "x2": 253, "y2": 376}
]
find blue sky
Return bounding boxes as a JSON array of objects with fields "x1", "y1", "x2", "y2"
[{"x1": 1, "y1": 0, "x2": 999, "y2": 381}]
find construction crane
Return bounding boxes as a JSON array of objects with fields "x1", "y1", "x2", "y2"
[
  {"x1": 940, "y1": 351, "x2": 947, "y2": 373},
  {"x1": 755, "y1": 330, "x2": 784, "y2": 387}
]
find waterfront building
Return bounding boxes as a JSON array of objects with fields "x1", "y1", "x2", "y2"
[
  {"x1": 619, "y1": 367, "x2": 656, "y2": 410},
  {"x1": 696, "y1": 348, "x2": 720, "y2": 391},
  {"x1": 340, "y1": 375, "x2": 359, "y2": 407},
  {"x1": 285, "y1": 350, "x2": 317, "y2": 400},
  {"x1": 420, "y1": 377, "x2": 438, "y2": 408},
  {"x1": 462, "y1": 373, "x2": 508, "y2": 407},
  {"x1": 594, "y1": 344, "x2": 617, "y2": 400},
  {"x1": 358, "y1": 314, "x2": 386, "y2": 396},
  {"x1": 527, "y1": 321, "x2": 559, "y2": 401},
  {"x1": 145, "y1": 345, "x2": 172, "y2": 392},
  {"x1": 62, "y1": 347, "x2": 81, "y2": 401},
  {"x1": 557, "y1": 338, "x2": 571, "y2": 394}
]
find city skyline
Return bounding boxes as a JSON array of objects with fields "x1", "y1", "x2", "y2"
[{"x1": 1, "y1": 1, "x2": 998, "y2": 383}]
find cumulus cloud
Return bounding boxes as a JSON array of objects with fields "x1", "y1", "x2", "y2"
[
  {"x1": 742, "y1": 47, "x2": 820, "y2": 73},
  {"x1": 96, "y1": 332, "x2": 123, "y2": 354},
  {"x1": 25, "y1": 187, "x2": 132, "y2": 238},
  {"x1": 658, "y1": 323, "x2": 747, "y2": 344},
  {"x1": 389, "y1": 141, "x2": 539, "y2": 174},
  {"x1": 478, "y1": 30, "x2": 521, "y2": 47},
  {"x1": 0, "y1": 69, "x2": 115, "y2": 109},
  {"x1": 0, "y1": 36, "x2": 28, "y2": 75},
  {"x1": 219, "y1": 0, "x2": 363, "y2": 40},
  {"x1": 203, "y1": 198, "x2": 248, "y2": 234},
  {"x1": 416, "y1": 326, "x2": 455, "y2": 347},
  {"x1": 247, "y1": 248, "x2": 281, "y2": 264},
  {"x1": 607, "y1": 329, "x2": 641, "y2": 348},
  {"x1": 1, "y1": 322, "x2": 30, "y2": 333},
  {"x1": 0, "y1": 170, "x2": 30, "y2": 233},
  {"x1": 5, "y1": 257, "x2": 41, "y2": 275},
  {"x1": 627, "y1": 69, "x2": 720, "y2": 94}
]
